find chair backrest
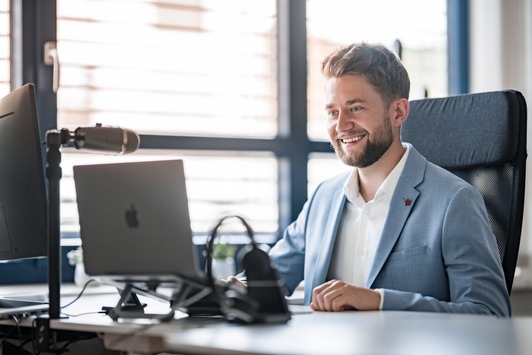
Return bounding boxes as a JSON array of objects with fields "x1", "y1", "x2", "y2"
[{"x1": 401, "y1": 90, "x2": 527, "y2": 294}]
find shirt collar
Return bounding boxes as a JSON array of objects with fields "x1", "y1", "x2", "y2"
[{"x1": 343, "y1": 143, "x2": 411, "y2": 204}]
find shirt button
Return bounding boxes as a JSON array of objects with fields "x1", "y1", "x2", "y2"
[{"x1": 358, "y1": 250, "x2": 365, "y2": 256}]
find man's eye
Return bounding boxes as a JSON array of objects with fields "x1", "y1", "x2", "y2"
[
  {"x1": 350, "y1": 106, "x2": 362, "y2": 112},
  {"x1": 327, "y1": 111, "x2": 338, "y2": 118}
]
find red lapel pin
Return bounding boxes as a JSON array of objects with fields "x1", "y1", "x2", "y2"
[{"x1": 404, "y1": 198, "x2": 412, "y2": 206}]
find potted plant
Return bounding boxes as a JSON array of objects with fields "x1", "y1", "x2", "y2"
[{"x1": 211, "y1": 243, "x2": 237, "y2": 279}]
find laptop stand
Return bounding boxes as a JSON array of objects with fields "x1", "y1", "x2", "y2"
[{"x1": 105, "y1": 283, "x2": 175, "y2": 322}]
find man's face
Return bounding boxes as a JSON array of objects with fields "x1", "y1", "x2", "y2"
[{"x1": 325, "y1": 74, "x2": 394, "y2": 168}]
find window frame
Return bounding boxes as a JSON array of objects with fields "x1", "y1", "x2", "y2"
[{"x1": 6, "y1": 0, "x2": 463, "y2": 283}]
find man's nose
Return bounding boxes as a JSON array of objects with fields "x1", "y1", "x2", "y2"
[{"x1": 336, "y1": 110, "x2": 354, "y2": 132}]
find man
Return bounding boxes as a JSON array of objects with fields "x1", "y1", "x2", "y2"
[{"x1": 231, "y1": 42, "x2": 510, "y2": 317}]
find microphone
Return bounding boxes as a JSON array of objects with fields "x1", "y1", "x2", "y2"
[{"x1": 73, "y1": 124, "x2": 140, "y2": 155}]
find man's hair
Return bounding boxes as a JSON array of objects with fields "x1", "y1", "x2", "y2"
[{"x1": 321, "y1": 42, "x2": 410, "y2": 106}]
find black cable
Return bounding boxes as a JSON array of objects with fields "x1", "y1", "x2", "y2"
[
  {"x1": 61, "y1": 278, "x2": 98, "y2": 309},
  {"x1": 10, "y1": 314, "x2": 22, "y2": 341},
  {"x1": 16, "y1": 337, "x2": 33, "y2": 355},
  {"x1": 0, "y1": 315, "x2": 25, "y2": 344},
  {"x1": 1, "y1": 314, "x2": 27, "y2": 355}
]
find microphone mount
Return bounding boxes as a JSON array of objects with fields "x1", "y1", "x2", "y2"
[{"x1": 44, "y1": 125, "x2": 140, "y2": 320}]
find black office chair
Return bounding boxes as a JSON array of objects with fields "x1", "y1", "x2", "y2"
[{"x1": 401, "y1": 90, "x2": 527, "y2": 295}]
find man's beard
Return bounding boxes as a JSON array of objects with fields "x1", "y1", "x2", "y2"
[{"x1": 331, "y1": 117, "x2": 394, "y2": 168}]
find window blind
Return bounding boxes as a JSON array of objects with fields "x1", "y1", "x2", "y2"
[
  {"x1": 56, "y1": 0, "x2": 280, "y2": 241},
  {"x1": 56, "y1": 0, "x2": 278, "y2": 138}
]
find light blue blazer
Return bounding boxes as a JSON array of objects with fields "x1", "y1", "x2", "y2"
[{"x1": 269, "y1": 146, "x2": 511, "y2": 317}]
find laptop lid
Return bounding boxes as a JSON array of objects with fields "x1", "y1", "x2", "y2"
[{"x1": 73, "y1": 159, "x2": 203, "y2": 284}]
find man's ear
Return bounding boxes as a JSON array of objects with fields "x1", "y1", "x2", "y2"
[{"x1": 390, "y1": 98, "x2": 409, "y2": 127}]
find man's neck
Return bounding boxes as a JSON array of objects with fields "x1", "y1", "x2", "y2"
[{"x1": 357, "y1": 143, "x2": 406, "y2": 202}]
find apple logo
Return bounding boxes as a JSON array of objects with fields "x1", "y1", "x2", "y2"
[{"x1": 125, "y1": 204, "x2": 139, "y2": 228}]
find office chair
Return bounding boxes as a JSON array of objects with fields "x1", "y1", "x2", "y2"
[{"x1": 401, "y1": 90, "x2": 527, "y2": 295}]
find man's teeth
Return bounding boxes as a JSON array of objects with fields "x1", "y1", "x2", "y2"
[{"x1": 342, "y1": 136, "x2": 364, "y2": 143}]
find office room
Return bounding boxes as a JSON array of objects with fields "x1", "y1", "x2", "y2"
[{"x1": 0, "y1": 0, "x2": 532, "y2": 354}]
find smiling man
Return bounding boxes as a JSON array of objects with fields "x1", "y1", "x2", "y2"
[{"x1": 229, "y1": 42, "x2": 510, "y2": 317}]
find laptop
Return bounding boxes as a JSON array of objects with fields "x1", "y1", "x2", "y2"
[
  {"x1": 73, "y1": 159, "x2": 205, "y2": 288},
  {"x1": 0, "y1": 293, "x2": 48, "y2": 319}
]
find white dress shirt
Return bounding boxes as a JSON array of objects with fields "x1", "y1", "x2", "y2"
[{"x1": 328, "y1": 144, "x2": 411, "y2": 301}]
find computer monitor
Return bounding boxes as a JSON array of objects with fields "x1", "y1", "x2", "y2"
[
  {"x1": 0, "y1": 84, "x2": 48, "y2": 310},
  {"x1": 0, "y1": 84, "x2": 48, "y2": 312}
]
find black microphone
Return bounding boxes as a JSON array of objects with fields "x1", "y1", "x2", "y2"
[{"x1": 73, "y1": 124, "x2": 140, "y2": 154}]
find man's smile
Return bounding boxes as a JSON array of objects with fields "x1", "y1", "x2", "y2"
[{"x1": 340, "y1": 134, "x2": 366, "y2": 144}]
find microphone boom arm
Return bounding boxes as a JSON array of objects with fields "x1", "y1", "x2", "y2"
[{"x1": 45, "y1": 124, "x2": 139, "y2": 320}]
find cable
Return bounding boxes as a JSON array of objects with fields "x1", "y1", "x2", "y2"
[
  {"x1": 60, "y1": 311, "x2": 106, "y2": 318},
  {"x1": 61, "y1": 278, "x2": 98, "y2": 309},
  {"x1": 0, "y1": 315, "x2": 27, "y2": 340},
  {"x1": 16, "y1": 337, "x2": 33, "y2": 355}
]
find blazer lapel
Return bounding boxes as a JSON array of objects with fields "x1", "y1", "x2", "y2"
[{"x1": 366, "y1": 147, "x2": 426, "y2": 288}]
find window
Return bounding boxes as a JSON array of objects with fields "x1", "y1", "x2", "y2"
[
  {"x1": 306, "y1": 0, "x2": 447, "y2": 141},
  {"x1": 56, "y1": 0, "x2": 281, "y2": 240},
  {"x1": 6, "y1": 0, "x2": 449, "y2": 245},
  {"x1": 56, "y1": 0, "x2": 277, "y2": 138},
  {"x1": 55, "y1": 0, "x2": 449, "y2": 241}
]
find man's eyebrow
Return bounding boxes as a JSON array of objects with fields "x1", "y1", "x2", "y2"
[
  {"x1": 325, "y1": 99, "x2": 366, "y2": 110},
  {"x1": 345, "y1": 98, "x2": 366, "y2": 105}
]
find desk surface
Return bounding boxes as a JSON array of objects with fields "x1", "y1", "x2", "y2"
[
  {"x1": 57, "y1": 291, "x2": 532, "y2": 355},
  {"x1": 164, "y1": 310, "x2": 532, "y2": 355},
  {"x1": 53, "y1": 307, "x2": 532, "y2": 355},
  {"x1": 2, "y1": 284, "x2": 531, "y2": 355}
]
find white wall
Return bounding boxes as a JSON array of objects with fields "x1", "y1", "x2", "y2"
[{"x1": 470, "y1": 0, "x2": 532, "y2": 288}]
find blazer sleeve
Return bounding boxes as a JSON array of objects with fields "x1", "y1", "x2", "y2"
[
  {"x1": 380, "y1": 185, "x2": 511, "y2": 317},
  {"x1": 267, "y1": 197, "x2": 310, "y2": 295}
]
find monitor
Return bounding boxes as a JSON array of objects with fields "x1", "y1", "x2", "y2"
[{"x1": 0, "y1": 83, "x2": 48, "y2": 310}]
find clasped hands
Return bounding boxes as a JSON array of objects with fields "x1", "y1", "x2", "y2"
[{"x1": 226, "y1": 277, "x2": 381, "y2": 312}]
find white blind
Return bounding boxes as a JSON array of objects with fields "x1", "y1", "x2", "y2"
[
  {"x1": 56, "y1": 0, "x2": 278, "y2": 138},
  {"x1": 60, "y1": 150, "x2": 279, "y2": 240},
  {"x1": 55, "y1": 0, "x2": 279, "y2": 240},
  {"x1": 0, "y1": 0, "x2": 9, "y2": 96}
]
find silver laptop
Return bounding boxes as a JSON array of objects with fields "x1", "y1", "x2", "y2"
[
  {"x1": 0, "y1": 294, "x2": 48, "y2": 319},
  {"x1": 73, "y1": 159, "x2": 203, "y2": 286}
]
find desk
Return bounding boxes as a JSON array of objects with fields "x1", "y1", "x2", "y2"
[
  {"x1": 2, "y1": 285, "x2": 532, "y2": 355},
  {"x1": 160, "y1": 310, "x2": 532, "y2": 355},
  {"x1": 58, "y1": 296, "x2": 532, "y2": 355}
]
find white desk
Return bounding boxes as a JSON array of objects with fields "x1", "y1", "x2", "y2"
[
  {"x1": 57, "y1": 296, "x2": 532, "y2": 355},
  {"x1": 160, "y1": 309, "x2": 532, "y2": 355},
  {"x1": 1, "y1": 285, "x2": 531, "y2": 355}
]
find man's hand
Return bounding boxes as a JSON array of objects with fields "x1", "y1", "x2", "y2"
[
  {"x1": 310, "y1": 279, "x2": 381, "y2": 312},
  {"x1": 226, "y1": 276, "x2": 247, "y2": 288}
]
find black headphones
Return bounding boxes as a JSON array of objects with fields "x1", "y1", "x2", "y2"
[{"x1": 205, "y1": 215, "x2": 291, "y2": 324}]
